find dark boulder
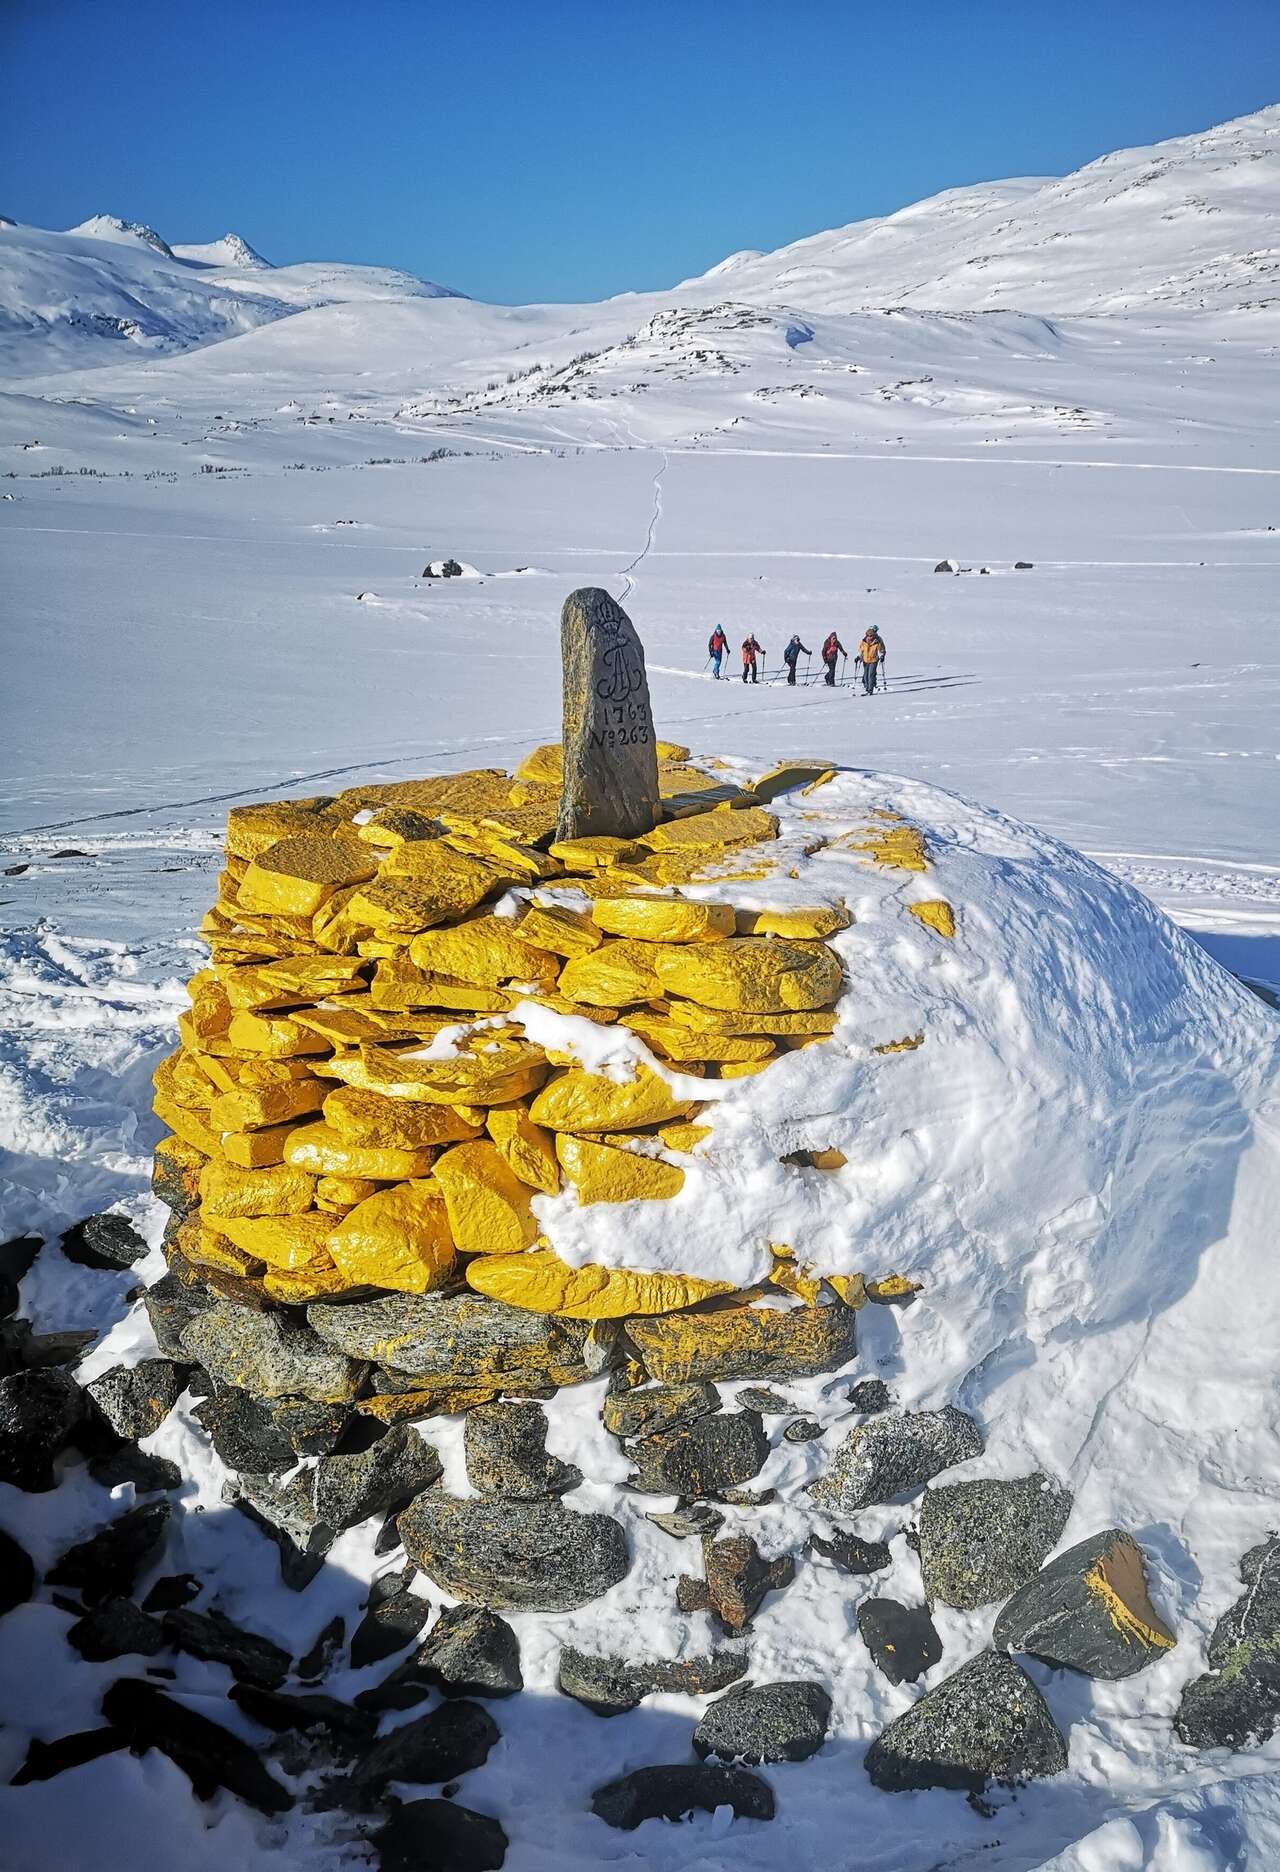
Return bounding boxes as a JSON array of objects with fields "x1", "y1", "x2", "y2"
[
  {"x1": 737, "y1": 1386, "x2": 794, "y2": 1415},
  {"x1": 297, "y1": 1613, "x2": 345, "y2": 1683},
  {"x1": 0, "y1": 1235, "x2": 42, "y2": 1317},
  {"x1": 181, "y1": 1303, "x2": 360, "y2": 1403},
  {"x1": 399, "y1": 1493, "x2": 629, "y2": 1613},
  {"x1": 141, "y1": 1573, "x2": 201, "y2": 1614},
  {"x1": 228, "y1": 1682, "x2": 376, "y2": 1751},
  {"x1": 413, "y1": 1605, "x2": 523, "y2": 1699},
  {"x1": 314, "y1": 1423, "x2": 443, "y2": 1531},
  {"x1": 783, "y1": 1418, "x2": 822, "y2": 1443},
  {"x1": 373, "y1": 1798, "x2": 508, "y2": 1872},
  {"x1": 677, "y1": 1533, "x2": 795, "y2": 1632},
  {"x1": 338, "y1": 1699, "x2": 498, "y2": 1811},
  {"x1": 0, "y1": 1367, "x2": 84, "y2": 1490},
  {"x1": 463, "y1": 1401, "x2": 580, "y2": 1499},
  {"x1": 195, "y1": 1384, "x2": 296, "y2": 1472},
  {"x1": 847, "y1": 1378, "x2": 891, "y2": 1413},
  {"x1": 856, "y1": 1597, "x2": 943, "y2": 1684},
  {"x1": 603, "y1": 1380, "x2": 720, "y2": 1439},
  {"x1": 808, "y1": 1526, "x2": 892, "y2": 1576},
  {"x1": 88, "y1": 1444, "x2": 182, "y2": 1493},
  {"x1": 693, "y1": 1679, "x2": 831, "y2": 1763},
  {"x1": 808, "y1": 1406, "x2": 983, "y2": 1513},
  {"x1": 350, "y1": 1567, "x2": 432, "y2": 1669},
  {"x1": 143, "y1": 1270, "x2": 215, "y2": 1357},
  {"x1": 101, "y1": 1677, "x2": 294, "y2": 1814},
  {"x1": 10, "y1": 1727, "x2": 128, "y2": 1785},
  {"x1": 48, "y1": 1502, "x2": 170, "y2": 1605},
  {"x1": 995, "y1": 1527, "x2": 1176, "y2": 1681},
  {"x1": 161, "y1": 1606, "x2": 291, "y2": 1688},
  {"x1": 865, "y1": 1649, "x2": 1068, "y2": 1793},
  {"x1": 558, "y1": 1643, "x2": 746, "y2": 1716},
  {"x1": 626, "y1": 1410, "x2": 768, "y2": 1498},
  {"x1": 592, "y1": 1763, "x2": 774, "y2": 1829},
  {"x1": 60, "y1": 1213, "x2": 148, "y2": 1271},
  {"x1": 67, "y1": 1598, "x2": 167, "y2": 1662},
  {"x1": 646, "y1": 1503, "x2": 725, "y2": 1541},
  {"x1": 1176, "y1": 1533, "x2": 1279, "y2": 1749},
  {"x1": 918, "y1": 1473, "x2": 1073, "y2": 1610},
  {"x1": 0, "y1": 1526, "x2": 36, "y2": 1617},
  {"x1": 86, "y1": 1359, "x2": 185, "y2": 1441}
]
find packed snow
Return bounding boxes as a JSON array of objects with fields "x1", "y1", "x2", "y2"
[{"x1": 2, "y1": 103, "x2": 1280, "y2": 1871}]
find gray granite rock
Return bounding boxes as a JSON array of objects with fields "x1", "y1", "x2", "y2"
[
  {"x1": 306, "y1": 1290, "x2": 590, "y2": 1385},
  {"x1": 86, "y1": 1360, "x2": 184, "y2": 1442},
  {"x1": 558, "y1": 1643, "x2": 746, "y2": 1716},
  {"x1": 646, "y1": 1504, "x2": 725, "y2": 1541},
  {"x1": 602, "y1": 1381, "x2": 720, "y2": 1440},
  {"x1": 693, "y1": 1680, "x2": 831, "y2": 1764},
  {"x1": 556, "y1": 587, "x2": 660, "y2": 842},
  {"x1": 400, "y1": 1494, "x2": 629, "y2": 1613},
  {"x1": 629, "y1": 1302, "x2": 857, "y2": 1383},
  {"x1": 996, "y1": 1527, "x2": 1177, "y2": 1681},
  {"x1": 626, "y1": 1410, "x2": 769, "y2": 1499},
  {"x1": 182, "y1": 1305, "x2": 360, "y2": 1403},
  {"x1": 864, "y1": 1650, "x2": 1068, "y2": 1793},
  {"x1": 60, "y1": 1213, "x2": 148, "y2": 1271},
  {"x1": 314, "y1": 1425, "x2": 443, "y2": 1532},
  {"x1": 464, "y1": 1401, "x2": 580, "y2": 1499},
  {"x1": 368, "y1": 1606, "x2": 524, "y2": 1705},
  {"x1": 808, "y1": 1406, "x2": 983, "y2": 1513},
  {"x1": 101, "y1": 1677, "x2": 293, "y2": 1815},
  {"x1": 0, "y1": 1368, "x2": 84, "y2": 1491},
  {"x1": 1176, "y1": 1532, "x2": 1280, "y2": 1749},
  {"x1": 351, "y1": 1567, "x2": 432, "y2": 1670},
  {"x1": 918, "y1": 1473, "x2": 1074, "y2": 1610}
]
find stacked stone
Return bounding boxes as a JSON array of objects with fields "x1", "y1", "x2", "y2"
[{"x1": 150, "y1": 741, "x2": 878, "y2": 1414}]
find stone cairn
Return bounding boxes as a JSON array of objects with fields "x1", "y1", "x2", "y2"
[{"x1": 4, "y1": 590, "x2": 1267, "y2": 1849}]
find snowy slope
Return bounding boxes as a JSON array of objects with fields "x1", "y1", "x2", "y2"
[{"x1": 677, "y1": 106, "x2": 1280, "y2": 313}]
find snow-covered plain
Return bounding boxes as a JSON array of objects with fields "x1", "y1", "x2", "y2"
[{"x1": 1, "y1": 104, "x2": 1279, "y2": 1870}]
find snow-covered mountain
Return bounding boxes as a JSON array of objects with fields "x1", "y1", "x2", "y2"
[
  {"x1": 677, "y1": 105, "x2": 1280, "y2": 313},
  {"x1": 0, "y1": 215, "x2": 463, "y2": 376}
]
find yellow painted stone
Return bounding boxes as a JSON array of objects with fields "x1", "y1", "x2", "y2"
[
  {"x1": 168, "y1": 1051, "x2": 214, "y2": 1111},
  {"x1": 517, "y1": 903, "x2": 602, "y2": 958},
  {"x1": 907, "y1": 899, "x2": 956, "y2": 938},
  {"x1": 873, "y1": 1032, "x2": 925, "y2": 1055},
  {"x1": 264, "y1": 1263, "x2": 353, "y2": 1303},
  {"x1": 557, "y1": 940, "x2": 661, "y2": 1007},
  {"x1": 323, "y1": 1084, "x2": 482, "y2": 1149},
  {"x1": 315, "y1": 1174, "x2": 381, "y2": 1210},
  {"x1": 327, "y1": 1182, "x2": 456, "y2": 1294},
  {"x1": 290, "y1": 1005, "x2": 416, "y2": 1046},
  {"x1": 219, "y1": 1124, "x2": 305, "y2": 1169},
  {"x1": 209, "y1": 1212, "x2": 336, "y2": 1270},
  {"x1": 442, "y1": 829, "x2": 556, "y2": 881},
  {"x1": 357, "y1": 1039, "x2": 547, "y2": 1107},
  {"x1": 643, "y1": 805, "x2": 779, "y2": 852},
  {"x1": 237, "y1": 834, "x2": 376, "y2": 918},
  {"x1": 845, "y1": 824, "x2": 930, "y2": 871},
  {"x1": 356, "y1": 807, "x2": 441, "y2": 847},
  {"x1": 283, "y1": 1123, "x2": 436, "y2": 1181},
  {"x1": 186, "y1": 1230, "x2": 265, "y2": 1278},
  {"x1": 659, "y1": 1002, "x2": 838, "y2": 1036},
  {"x1": 652, "y1": 937, "x2": 842, "y2": 1012},
  {"x1": 237, "y1": 1057, "x2": 321, "y2": 1086},
  {"x1": 225, "y1": 800, "x2": 341, "y2": 862},
  {"x1": 433, "y1": 1140, "x2": 538, "y2": 1256},
  {"x1": 659, "y1": 1121, "x2": 712, "y2": 1152},
  {"x1": 226, "y1": 1010, "x2": 331, "y2": 1059},
  {"x1": 591, "y1": 898, "x2": 735, "y2": 943},
  {"x1": 627, "y1": 1016, "x2": 774, "y2": 1063},
  {"x1": 467, "y1": 1248, "x2": 732, "y2": 1319},
  {"x1": 611, "y1": 851, "x2": 774, "y2": 889},
  {"x1": 716, "y1": 1059, "x2": 773, "y2": 1078},
  {"x1": 514, "y1": 994, "x2": 619, "y2": 1025},
  {"x1": 748, "y1": 762, "x2": 837, "y2": 804},
  {"x1": 152, "y1": 1091, "x2": 218, "y2": 1157},
  {"x1": 867, "y1": 1273, "x2": 923, "y2": 1300},
  {"x1": 516, "y1": 743, "x2": 566, "y2": 786},
  {"x1": 407, "y1": 916, "x2": 558, "y2": 988},
  {"x1": 735, "y1": 904, "x2": 851, "y2": 939},
  {"x1": 198, "y1": 1159, "x2": 315, "y2": 1219},
  {"x1": 187, "y1": 976, "x2": 233, "y2": 1042},
  {"x1": 547, "y1": 835, "x2": 647, "y2": 869},
  {"x1": 826, "y1": 1273, "x2": 867, "y2": 1308},
  {"x1": 769, "y1": 1260, "x2": 824, "y2": 1302},
  {"x1": 370, "y1": 958, "x2": 514, "y2": 1014},
  {"x1": 312, "y1": 887, "x2": 363, "y2": 955},
  {"x1": 486, "y1": 1106, "x2": 560, "y2": 1195},
  {"x1": 378, "y1": 837, "x2": 509, "y2": 895},
  {"x1": 556, "y1": 1134, "x2": 685, "y2": 1204},
  {"x1": 809, "y1": 1148, "x2": 848, "y2": 1170},
  {"x1": 210, "y1": 1079, "x2": 326, "y2": 1133},
  {"x1": 529, "y1": 1064, "x2": 694, "y2": 1134}
]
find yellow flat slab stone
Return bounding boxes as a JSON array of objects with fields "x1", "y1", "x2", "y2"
[
  {"x1": 356, "y1": 807, "x2": 442, "y2": 847},
  {"x1": 357, "y1": 1040, "x2": 547, "y2": 1107},
  {"x1": 198, "y1": 1159, "x2": 315, "y2": 1219},
  {"x1": 557, "y1": 939, "x2": 661, "y2": 1007},
  {"x1": 547, "y1": 835, "x2": 647, "y2": 870},
  {"x1": 556, "y1": 1134, "x2": 685, "y2": 1204},
  {"x1": 185, "y1": 1231, "x2": 265, "y2": 1279},
  {"x1": 152, "y1": 1091, "x2": 218, "y2": 1158},
  {"x1": 748, "y1": 762, "x2": 837, "y2": 804},
  {"x1": 529, "y1": 1064, "x2": 695, "y2": 1133},
  {"x1": 315, "y1": 1174, "x2": 381, "y2": 1209},
  {"x1": 486, "y1": 1106, "x2": 560, "y2": 1194},
  {"x1": 371, "y1": 959, "x2": 514, "y2": 1014},
  {"x1": 226, "y1": 1010, "x2": 332, "y2": 1059},
  {"x1": 225, "y1": 800, "x2": 343, "y2": 863},
  {"x1": 626, "y1": 1016, "x2": 774, "y2": 1063},
  {"x1": 659, "y1": 1121, "x2": 712, "y2": 1152},
  {"x1": 466, "y1": 1248, "x2": 733, "y2": 1319},
  {"x1": 517, "y1": 903, "x2": 602, "y2": 957},
  {"x1": 283, "y1": 1122, "x2": 436, "y2": 1181},
  {"x1": 643, "y1": 805, "x2": 779, "y2": 852},
  {"x1": 211, "y1": 1079, "x2": 326, "y2": 1133},
  {"x1": 323, "y1": 1084, "x2": 482, "y2": 1149},
  {"x1": 735, "y1": 905, "x2": 851, "y2": 939},
  {"x1": 433, "y1": 1140, "x2": 538, "y2": 1256},
  {"x1": 264, "y1": 1264, "x2": 354, "y2": 1303},
  {"x1": 327, "y1": 1182, "x2": 456, "y2": 1294},
  {"x1": 591, "y1": 898, "x2": 735, "y2": 943},
  {"x1": 907, "y1": 899, "x2": 956, "y2": 938},
  {"x1": 651, "y1": 936, "x2": 842, "y2": 1013},
  {"x1": 237, "y1": 834, "x2": 377, "y2": 918},
  {"x1": 660, "y1": 1002, "x2": 838, "y2": 1036},
  {"x1": 209, "y1": 1212, "x2": 337, "y2": 1270},
  {"x1": 407, "y1": 916, "x2": 558, "y2": 988},
  {"x1": 219, "y1": 1123, "x2": 306, "y2": 1169}
]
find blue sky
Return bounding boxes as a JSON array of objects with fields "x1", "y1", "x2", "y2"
[{"x1": 3, "y1": 0, "x2": 1277, "y2": 303}]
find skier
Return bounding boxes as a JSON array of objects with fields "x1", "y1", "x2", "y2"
[
  {"x1": 707, "y1": 625, "x2": 728, "y2": 679},
  {"x1": 782, "y1": 634, "x2": 811, "y2": 686},
  {"x1": 741, "y1": 633, "x2": 763, "y2": 684},
  {"x1": 858, "y1": 625, "x2": 886, "y2": 695},
  {"x1": 822, "y1": 630, "x2": 845, "y2": 686}
]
